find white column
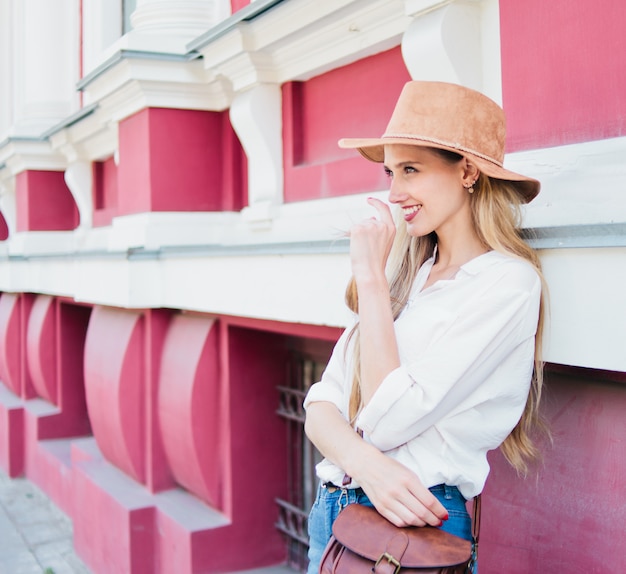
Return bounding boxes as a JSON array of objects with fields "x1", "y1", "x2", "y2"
[
  {"x1": 82, "y1": 0, "x2": 123, "y2": 77},
  {"x1": 0, "y1": 0, "x2": 14, "y2": 140},
  {"x1": 113, "y1": 0, "x2": 228, "y2": 54},
  {"x1": 229, "y1": 83, "x2": 284, "y2": 227},
  {"x1": 12, "y1": 0, "x2": 80, "y2": 137}
]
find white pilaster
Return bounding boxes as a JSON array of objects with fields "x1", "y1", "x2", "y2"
[
  {"x1": 0, "y1": 0, "x2": 14, "y2": 140},
  {"x1": 12, "y1": 0, "x2": 80, "y2": 137},
  {"x1": 82, "y1": 0, "x2": 123, "y2": 77},
  {"x1": 108, "y1": 0, "x2": 226, "y2": 55},
  {"x1": 229, "y1": 83, "x2": 284, "y2": 227}
]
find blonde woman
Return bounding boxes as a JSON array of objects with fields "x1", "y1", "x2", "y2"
[{"x1": 304, "y1": 81, "x2": 546, "y2": 573}]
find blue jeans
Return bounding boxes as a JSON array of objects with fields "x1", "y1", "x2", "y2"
[{"x1": 306, "y1": 483, "x2": 476, "y2": 573}]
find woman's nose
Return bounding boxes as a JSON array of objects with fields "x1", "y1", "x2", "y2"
[{"x1": 388, "y1": 180, "x2": 407, "y2": 204}]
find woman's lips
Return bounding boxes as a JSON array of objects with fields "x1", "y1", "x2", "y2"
[{"x1": 403, "y1": 205, "x2": 421, "y2": 222}]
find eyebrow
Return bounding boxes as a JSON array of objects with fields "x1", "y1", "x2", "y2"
[{"x1": 383, "y1": 160, "x2": 423, "y2": 170}]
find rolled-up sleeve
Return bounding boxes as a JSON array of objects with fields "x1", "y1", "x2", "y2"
[
  {"x1": 303, "y1": 326, "x2": 355, "y2": 414},
  {"x1": 356, "y1": 264, "x2": 541, "y2": 451}
]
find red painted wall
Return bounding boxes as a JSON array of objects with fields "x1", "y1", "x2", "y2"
[
  {"x1": 117, "y1": 108, "x2": 246, "y2": 215},
  {"x1": 0, "y1": 293, "x2": 35, "y2": 399},
  {"x1": 92, "y1": 156, "x2": 118, "y2": 227},
  {"x1": 483, "y1": 367, "x2": 626, "y2": 573},
  {"x1": 188, "y1": 324, "x2": 290, "y2": 571},
  {"x1": 283, "y1": 47, "x2": 411, "y2": 202},
  {"x1": 15, "y1": 171, "x2": 79, "y2": 231},
  {"x1": 500, "y1": 0, "x2": 626, "y2": 151},
  {"x1": 231, "y1": 0, "x2": 251, "y2": 12},
  {"x1": 0, "y1": 213, "x2": 8, "y2": 240}
]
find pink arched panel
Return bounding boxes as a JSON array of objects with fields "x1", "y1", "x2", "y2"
[
  {"x1": 0, "y1": 294, "x2": 24, "y2": 396},
  {"x1": 84, "y1": 306, "x2": 145, "y2": 483},
  {"x1": 26, "y1": 295, "x2": 58, "y2": 404},
  {"x1": 158, "y1": 314, "x2": 223, "y2": 508}
]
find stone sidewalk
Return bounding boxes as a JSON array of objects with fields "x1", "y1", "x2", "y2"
[
  {"x1": 0, "y1": 469, "x2": 295, "y2": 574},
  {"x1": 0, "y1": 469, "x2": 90, "y2": 574}
]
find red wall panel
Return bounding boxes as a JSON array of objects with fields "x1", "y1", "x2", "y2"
[
  {"x1": 500, "y1": 0, "x2": 626, "y2": 151},
  {"x1": 15, "y1": 171, "x2": 79, "y2": 231},
  {"x1": 283, "y1": 47, "x2": 411, "y2": 202},
  {"x1": 482, "y1": 368, "x2": 626, "y2": 573},
  {"x1": 0, "y1": 213, "x2": 8, "y2": 240},
  {"x1": 92, "y1": 156, "x2": 118, "y2": 227},
  {"x1": 117, "y1": 108, "x2": 246, "y2": 215}
]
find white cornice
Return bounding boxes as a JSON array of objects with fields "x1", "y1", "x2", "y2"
[
  {"x1": 82, "y1": 56, "x2": 222, "y2": 114},
  {"x1": 49, "y1": 113, "x2": 118, "y2": 163},
  {"x1": 198, "y1": 0, "x2": 411, "y2": 88},
  {"x1": 0, "y1": 139, "x2": 66, "y2": 175}
]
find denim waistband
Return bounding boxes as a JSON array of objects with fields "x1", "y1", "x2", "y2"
[
  {"x1": 322, "y1": 482, "x2": 465, "y2": 501},
  {"x1": 429, "y1": 483, "x2": 467, "y2": 502},
  {"x1": 322, "y1": 482, "x2": 364, "y2": 494}
]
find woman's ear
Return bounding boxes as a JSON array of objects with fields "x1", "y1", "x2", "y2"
[{"x1": 462, "y1": 159, "x2": 480, "y2": 186}]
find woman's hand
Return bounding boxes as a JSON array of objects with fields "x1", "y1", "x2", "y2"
[
  {"x1": 353, "y1": 448, "x2": 449, "y2": 528},
  {"x1": 306, "y1": 402, "x2": 448, "y2": 528},
  {"x1": 349, "y1": 198, "x2": 396, "y2": 285}
]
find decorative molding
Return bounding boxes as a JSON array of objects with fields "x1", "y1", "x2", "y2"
[
  {"x1": 230, "y1": 83, "x2": 284, "y2": 226},
  {"x1": 523, "y1": 224, "x2": 626, "y2": 249},
  {"x1": 0, "y1": 177, "x2": 17, "y2": 238},
  {"x1": 0, "y1": 139, "x2": 66, "y2": 175},
  {"x1": 401, "y1": 1, "x2": 482, "y2": 90},
  {"x1": 64, "y1": 161, "x2": 94, "y2": 230},
  {"x1": 513, "y1": 136, "x2": 626, "y2": 229},
  {"x1": 196, "y1": 0, "x2": 411, "y2": 89}
]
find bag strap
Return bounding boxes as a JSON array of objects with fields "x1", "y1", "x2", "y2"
[{"x1": 472, "y1": 494, "x2": 481, "y2": 543}]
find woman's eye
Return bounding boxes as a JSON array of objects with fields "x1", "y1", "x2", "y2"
[
  {"x1": 384, "y1": 167, "x2": 393, "y2": 178},
  {"x1": 404, "y1": 166, "x2": 417, "y2": 174}
]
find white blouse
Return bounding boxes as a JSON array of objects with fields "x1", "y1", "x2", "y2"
[{"x1": 304, "y1": 250, "x2": 542, "y2": 499}]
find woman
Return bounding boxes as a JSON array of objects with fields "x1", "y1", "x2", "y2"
[{"x1": 303, "y1": 81, "x2": 546, "y2": 572}]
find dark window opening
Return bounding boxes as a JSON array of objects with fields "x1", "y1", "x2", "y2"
[{"x1": 276, "y1": 343, "x2": 331, "y2": 572}]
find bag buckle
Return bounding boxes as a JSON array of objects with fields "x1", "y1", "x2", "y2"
[{"x1": 374, "y1": 552, "x2": 401, "y2": 574}]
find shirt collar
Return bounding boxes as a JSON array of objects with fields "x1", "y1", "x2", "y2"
[{"x1": 459, "y1": 250, "x2": 505, "y2": 276}]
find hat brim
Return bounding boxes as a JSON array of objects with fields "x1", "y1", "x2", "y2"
[{"x1": 338, "y1": 136, "x2": 540, "y2": 203}]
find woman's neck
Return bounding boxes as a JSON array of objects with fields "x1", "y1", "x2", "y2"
[{"x1": 434, "y1": 234, "x2": 488, "y2": 268}]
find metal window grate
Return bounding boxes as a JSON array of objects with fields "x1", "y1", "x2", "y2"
[{"x1": 276, "y1": 351, "x2": 326, "y2": 572}]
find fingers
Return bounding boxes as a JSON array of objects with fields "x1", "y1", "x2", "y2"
[
  {"x1": 382, "y1": 489, "x2": 446, "y2": 528},
  {"x1": 407, "y1": 483, "x2": 449, "y2": 522},
  {"x1": 366, "y1": 196, "x2": 394, "y2": 227},
  {"x1": 351, "y1": 436, "x2": 449, "y2": 529},
  {"x1": 361, "y1": 475, "x2": 448, "y2": 528},
  {"x1": 349, "y1": 198, "x2": 395, "y2": 245},
  {"x1": 377, "y1": 500, "x2": 429, "y2": 528}
]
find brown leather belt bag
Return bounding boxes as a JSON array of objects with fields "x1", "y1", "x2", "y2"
[{"x1": 319, "y1": 501, "x2": 479, "y2": 573}]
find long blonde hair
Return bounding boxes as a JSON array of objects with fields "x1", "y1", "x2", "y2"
[{"x1": 344, "y1": 155, "x2": 548, "y2": 475}]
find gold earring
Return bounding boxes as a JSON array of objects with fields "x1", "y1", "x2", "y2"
[{"x1": 464, "y1": 183, "x2": 475, "y2": 194}]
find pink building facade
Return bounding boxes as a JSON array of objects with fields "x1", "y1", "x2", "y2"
[{"x1": 0, "y1": 0, "x2": 624, "y2": 572}]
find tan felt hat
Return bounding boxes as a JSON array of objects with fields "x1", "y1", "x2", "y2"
[{"x1": 338, "y1": 81, "x2": 540, "y2": 203}]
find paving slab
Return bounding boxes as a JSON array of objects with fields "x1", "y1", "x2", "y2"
[
  {"x1": 0, "y1": 469, "x2": 298, "y2": 574},
  {"x1": 0, "y1": 470, "x2": 91, "y2": 574}
]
